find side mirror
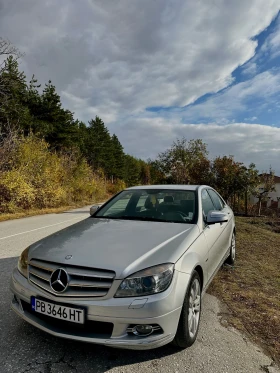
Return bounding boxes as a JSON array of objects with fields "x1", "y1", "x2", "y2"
[
  {"x1": 207, "y1": 210, "x2": 228, "y2": 225},
  {"x1": 90, "y1": 205, "x2": 101, "y2": 216}
]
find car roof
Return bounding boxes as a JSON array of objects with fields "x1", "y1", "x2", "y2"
[{"x1": 126, "y1": 185, "x2": 207, "y2": 191}]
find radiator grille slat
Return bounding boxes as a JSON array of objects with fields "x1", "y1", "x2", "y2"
[{"x1": 28, "y1": 259, "x2": 115, "y2": 298}]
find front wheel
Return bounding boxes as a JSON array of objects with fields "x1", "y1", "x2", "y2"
[
  {"x1": 225, "y1": 231, "x2": 236, "y2": 265},
  {"x1": 172, "y1": 271, "x2": 201, "y2": 348}
]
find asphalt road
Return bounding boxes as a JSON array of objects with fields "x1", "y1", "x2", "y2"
[{"x1": 0, "y1": 206, "x2": 278, "y2": 373}]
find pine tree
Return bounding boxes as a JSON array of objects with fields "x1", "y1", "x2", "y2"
[
  {"x1": 0, "y1": 56, "x2": 29, "y2": 134},
  {"x1": 38, "y1": 81, "x2": 80, "y2": 149},
  {"x1": 85, "y1": 116, "x2": 114, "y2": 176},
  {"x1": 111, "y1": 134, "x2": 125, "y2": 181},
  {"x1": 25, "y1": 74, "x2": 42, "y2": 135},
  {"x1": 124, "y1": 154, "x2": 141, "y2": 186}
]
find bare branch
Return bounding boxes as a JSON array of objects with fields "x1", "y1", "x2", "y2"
[{"x1": 0, "y1": 37, "x2": 23, "y2": 59}]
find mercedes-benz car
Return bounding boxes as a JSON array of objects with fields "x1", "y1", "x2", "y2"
[{"x1": 11, "y1": 185, "x2": 236, "y2": 350}]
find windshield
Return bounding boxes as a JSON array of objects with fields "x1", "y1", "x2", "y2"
[{"x1": 94, "y1": 189, "x2": 197, "y2": 224}]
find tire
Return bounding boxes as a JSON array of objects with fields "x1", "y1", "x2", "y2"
[
  {"x1": 172, "y1": 270, "x2": 201, "y2": 348},
  {"x1": 224, "y1": 231, "x2": 236, "y2": 265}
]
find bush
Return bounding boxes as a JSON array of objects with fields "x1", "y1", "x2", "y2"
[
  {"x1": 0, "y1": 134, "x2": 108, "y2": 212},
  {"x1": 106, "y1": 179, "x2": 126, "y2": 195},
  {"x1": 0, "y1": 170, "x2": 35, "y2": 212}
]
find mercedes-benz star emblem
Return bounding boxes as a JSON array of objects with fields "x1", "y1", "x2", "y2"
[{"x1": 50, "y1": 268, "x2": 69, "y2": 293}]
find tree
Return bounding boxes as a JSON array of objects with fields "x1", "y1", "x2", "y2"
[
  {"x1": 252, "y1": 169, "x2": 276, "y2": 216},
  {"x1": 243, "y1": 163, "x2": 259, "y2": 215},
  {"x1": 211, "y1": 156, "x2": 245, "y2": 202},
  {"x1": 38, "y1": 81, "x2": 80, "y2": 149},
  {"x1": 0, "y1": 37, "x2": 23, "y2": 103},
  {"x1": 123, "y1": 155, "x2": 141, "y2": 186},
  {"x1": 156, "y1": 138, "x2": 209, "y2": 184},
  {"x1": 148, "y1": 159, "x2": 167, "y2": 184},
  {"x1": 76, "y1": 121, "x2": 88, "y2": 154},
  {"x1": 111, "y1": 134, "x2": 125, "y2": 181},
  {"x1": 0, "y1": 56, "x2": 29, "y2": 134},
  {"x1": 85, "y1": 116, "x2": 114, "y2": 176},
  {"x1": 25, "y1": 74, "x2": 41, "y2": 134},
  {"x1": 139, "y1": 159, "x2": 151, "y2": 185}
]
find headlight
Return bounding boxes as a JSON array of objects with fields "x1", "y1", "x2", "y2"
[
  {"x1": 18, "y1": 247, "x2": 29, "y2": 278},
  {"x1": 115, "y1": 263, "x2": 174, "y2": 297}
]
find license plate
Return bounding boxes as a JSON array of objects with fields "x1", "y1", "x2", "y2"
[{"x1": 31, "y1": 297, "x2": 85, "y2": 324}]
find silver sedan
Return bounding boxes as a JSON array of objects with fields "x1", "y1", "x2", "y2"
[{"x1": 11, "y1": 185, "x2": 235, "y2": 350}]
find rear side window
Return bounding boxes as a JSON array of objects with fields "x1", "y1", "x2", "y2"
[
  {"x1": 208, "y1": 189, "x2": 225, "y2": 211},
  {"x1": 201, "y1": 189, "x2": 215, "y2": 217}
]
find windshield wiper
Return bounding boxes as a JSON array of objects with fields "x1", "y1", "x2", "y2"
[
  {"x1": 103, "y1": 215, "x2": 165, "y2": 222},
  {"x1": 94, "y1": 215, "x2": 190, "y2": 223}
]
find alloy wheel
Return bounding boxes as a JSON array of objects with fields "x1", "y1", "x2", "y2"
[{"x1": 188, "y1": 278, "x2": 201, "y2": 338}]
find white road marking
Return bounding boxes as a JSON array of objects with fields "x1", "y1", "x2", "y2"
[{"x1": 0, "y1": 216, "x2": 84, "y2": 241}]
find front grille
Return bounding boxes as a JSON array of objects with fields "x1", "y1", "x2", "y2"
[
  {"x1": 28, "y1": 259, "x2": 115, "y2": 297},
  {"x1": 21, "y1": 300, "x2": 113, "y2": 338}
]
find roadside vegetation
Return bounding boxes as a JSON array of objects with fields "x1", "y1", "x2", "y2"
[{"x1": 209, "y1": 217, "x2": 280, "y2": 364}]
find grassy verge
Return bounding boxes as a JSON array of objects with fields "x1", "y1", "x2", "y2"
[{"x1": 208, "y1": 217, "x2": 280, "y2": 364}]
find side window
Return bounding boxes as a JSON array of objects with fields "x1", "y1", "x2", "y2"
[
  {"x1": 201, "y1": 189, "x2": 215, "y2": 218},
  {"x1": 208, "y1": 189, "x2": 225, "y2": 211}
]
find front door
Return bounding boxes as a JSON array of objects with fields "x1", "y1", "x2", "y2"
[{"x1": 201, "y1": 189, "x2": 229, "y2": 281}]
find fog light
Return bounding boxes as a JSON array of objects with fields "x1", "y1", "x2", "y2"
[
  {"x1": 127, "y1": 324, "x2": 163, "y2": 337},
  {"x1": 13, "y1": 295, "x2": 23, "y2": 311},
  {"x1": 135, "y1": 325, "x2": 153, "y2": 336}
]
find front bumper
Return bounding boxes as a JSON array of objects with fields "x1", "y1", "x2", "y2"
[{"x1": 10, "y1": 268, "x2": 190, "y2": 350}]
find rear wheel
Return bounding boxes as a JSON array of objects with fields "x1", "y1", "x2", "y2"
[
  {"x1": 225, "y1": 232, "x2": 236, "y2": 265},
  {"x1": 172, "y1": 271, "x2": 201, "y2": 348}
]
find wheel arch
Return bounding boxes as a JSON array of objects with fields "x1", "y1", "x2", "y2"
[{"x1": 193, "y1": 265, "x2": 204, "y2": 290}]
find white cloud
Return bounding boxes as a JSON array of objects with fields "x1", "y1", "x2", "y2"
[
  {"x1": 177, "y1": 69, "x2": 280, "y2": 122},
  {"x1": 244, "y1": 116, "x2": 258, "y2": 122},
  {"x1": 1, "y1": 1, "x2": 280, "y2": 175},
  {"x1": 142, "y1": 69, "x2": 280, "y2": 124},
  {"x1": 241, "y1": 62, "x2": 258, "y2": 76},
  {"x1": 260, "y1": 15, "x2": 280, "y2": 59},
  {"x1": 0, "y1": 0, "x2": 279, "y2": 122},
  {"x1": 111, "y1": 118, "x2": 280, "y2": 175}
]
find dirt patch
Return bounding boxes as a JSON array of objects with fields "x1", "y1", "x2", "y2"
[
  {"x1": 208, "y1": 217, "x2": 280, "y2": 365},
  {"x1": 247, "y1": 217, "x2": 280, "y2": 234}
]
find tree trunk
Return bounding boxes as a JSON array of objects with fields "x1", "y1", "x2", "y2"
[
  {"x1": 245, "y1": 189, "x2": 248, "y2": 216},
  {"x1": 237, "y1": 194, "x2": 240, "y2": 212},
  {"x1": 258, "y1": 198, "x2": 262, "y2": 216}
]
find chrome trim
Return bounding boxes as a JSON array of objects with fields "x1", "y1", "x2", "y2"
[
  {"x1": 29, "y1": 278, "x2": 108, "y2": 297},
  {"x1": 69, "y1": 282, "x2": 111, "y2": 288},
  {"x1": 28, "y1": 261, "x2": 54, "y2": 272},
  {"x1": 29, "y1": 271, "x2": 49, "y2": 282},
  {"x1": 28, "y1": 259, "x2": 115, "y2": 298},
  {"x1": 67, "y1": 271, "x2": 114, "y2": 279},
  {"x1": 127, "y1": 325, "x2": 162, "y2": 337},
  {"x1": 50, "y1": 268, "x2": 69, "y2": 293}
]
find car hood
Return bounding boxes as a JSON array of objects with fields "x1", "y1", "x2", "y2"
[{"x1": 29, "y1": 218, "x2": 199, "y2": 278}]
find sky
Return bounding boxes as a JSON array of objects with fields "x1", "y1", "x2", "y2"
[{"x1": 0, "y1": 0, "x2": 280, "y2": 174}]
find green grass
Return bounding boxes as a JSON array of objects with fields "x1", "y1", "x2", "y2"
[{"x1": 209, "y1": 216, "x2": 280, "y2": 364}]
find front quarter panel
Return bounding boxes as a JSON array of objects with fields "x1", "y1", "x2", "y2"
[{"x1": 175, "y1": 229, "x2": 209, "y2": 292}]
